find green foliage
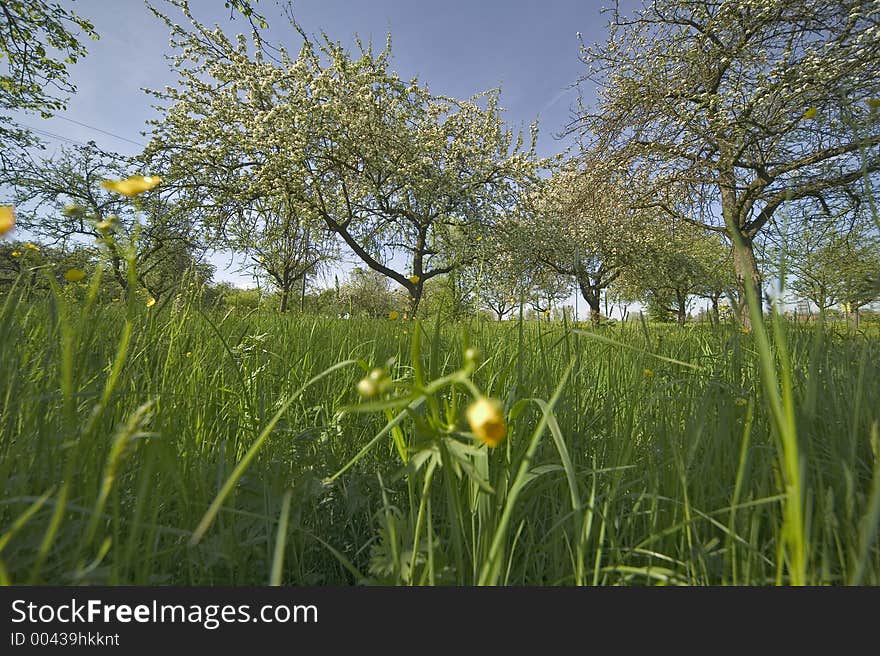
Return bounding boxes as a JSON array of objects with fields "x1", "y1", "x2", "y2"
[
  {"x1": 2, "y1": 0, "x2": 880, "y2": 590},
  {"x1": 616, "y1": 228, "x2": 732, "y2": 324},
  {"x1": 0, "y1": 0, "x2": 99, "y2": 149},
  {"x1": 1, "y1": 279, "x2": 879, "y2": 584},
  {"x1": 337, "y1": 268, "x2": 398, "y2": 318},
  {"x1": 2, "y1": 144, "x2": 209, "y2": 301},
  {"x1": 145, "y1": 0, "x2": 543, "y2": 312},
  {"x1": 577, "y1": 0, "x2": 880, "y2": 323}
]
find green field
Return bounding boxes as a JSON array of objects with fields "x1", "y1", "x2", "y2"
[{"x1": 1, "y1": 279, "x2": 878, "y2": 586}]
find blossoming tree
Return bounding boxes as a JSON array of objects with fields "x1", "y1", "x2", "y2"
[
  {"x1": 513, "y1": 162, "x2": 651, "y2": 327},
  {"x1": 145, "y1": 0, "x2": 543, "y2": 315},
  {"x1": 576, "y1": 0, "x2": 880, "y2": 326}
]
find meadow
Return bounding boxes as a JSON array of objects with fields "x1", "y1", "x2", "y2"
[{"x1": 1, "y1": 277, "x2": 879, "y2": 586}]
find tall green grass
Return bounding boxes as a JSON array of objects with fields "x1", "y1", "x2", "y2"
[{"x1": 0, "y1": 278, "x2": 879, "y2": 585}]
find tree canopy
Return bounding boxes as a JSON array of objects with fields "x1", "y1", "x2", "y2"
[
  {"x1": 145, "y1": 0, "x2": 544, "y2": 314},
  {"x1": 575, "y1": 0, "x2": 880, "y2": 325}
]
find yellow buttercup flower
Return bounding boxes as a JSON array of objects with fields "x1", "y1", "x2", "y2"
[
  {"x1": 146, "y1": 297, "x2": 156, "y2": 308},
  {"x1": 23, "y1": 243, "x2": 40, "y2": 251},
  {"x1": 11, "y1": 251, "x2": 21, "y2": 257},
  {"x1": 388, "y1": 311, "x2": 399, "y2": 320},
  {"x1": 64, "y1": 268, "x2": 86, "y2": 282},
  {"x1": 101, "y1": 175, "x2": 162, "y2": 197},
  {"x1": 408, "y1": 275, "x2": 420, "y2": 284},
  {"x1": 185, "y1": 351, "x2": 193, "y2": 358},
  {"x1": 735, "y1": 397, "x2": 748, "y2": 407},
  {"x1": 0, "y1": 206, "x2": 15, "y2": 236},
  {"x1": 643, "y1": 368, "x2": 654, "y2": 378},
  {"x1": 466, "y1": 397, "x2": 507, "y2": 448},
  {"x1": 803, "y1": 107, "x2": 817, "y2": 120}
]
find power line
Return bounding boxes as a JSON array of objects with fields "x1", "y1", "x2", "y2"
[
  {"x1": 17, "y1": 124, "x2": 138, "y2": 162},
  {"x1": 19, "y1": 124, "x2": 93, "y2": 149},
  {"x1": 53, "y1": 115, "x2": 147, "y2": 148}
]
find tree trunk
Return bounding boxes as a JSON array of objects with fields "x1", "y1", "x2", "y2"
[
  {"x1": 719, "y1": 163, "x2": 762, "y2": 330},
  {"x1": 301, "y1": 271, "x2": 307, "y2": 312},
  {"x1": 711, "y1": 295, "x2": 720, "y2": 325},
  {"x1": 279, "y1": 285, "x2": 290, "y2": 313},
  {"x1": 732, "y1": 238, "x2": 762, "y2": 329},
  {"x1": 408, "y1": 286, "x2": 422, "y2": 318},
  {"x1": 848, "y1": 306, "x2": 860, "y2": 331},
  {"x1": 675, "y1": 291, "x2": 687, "y2": 325},
  {"x1": 576, "y1": 273, "x2": 602, "y2": 328}
]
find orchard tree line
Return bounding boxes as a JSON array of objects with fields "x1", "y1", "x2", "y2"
[{"x1": 2, "y1": 0, "x2": 879, "y2": 326}]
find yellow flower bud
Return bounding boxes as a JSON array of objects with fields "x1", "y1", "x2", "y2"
[
  {"x1": 466, "y1": 397, "x2": 506, "y2": 448},
  {"x1": 64, "y1": 268, "x2": 86, "y2": 282},
  {"x1": 95, "y1": 215, "x2": 119, "y2": 232},
  {"x1": 0, "y1": 206, "x2": 15, "y2": 236},
  {"x1": 62, "y1": 204, "x2": 83, "y2": 217},
  {"x1": 357, "y1": 368, "x2": 390, "y2": 398},
  {"x1": 357, "y1": 377, "x2": 378, "y2": 398},
  {"x1": 101, "y1": 175, "x2": 162, "y2": 197}
]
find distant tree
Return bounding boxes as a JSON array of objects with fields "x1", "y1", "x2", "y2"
[
  {"x1": 221, "y1": 194, "x2": 337, "y2": 313},
  {"x1": 835, "y1": 228, "x2": 880, "y2": 329},
  {"x1": 415, "y1": 271, "x2": 476, "y2": 322},
  {"x1": 516, "y1": 162, "x2": 650, "y2": 326},
  {"x1": 786, "y1": 219, "x2": 850, "y2": 316},
  {"x1": 478, "y1": 270, "x2": 527, "y2": 321},
  {"x1": 465, "y1": 236, "x2": 534, "y2": 322},
  {"x1": 604, "y1": 286, "x2": 631, "y2": 323},
  {"x1": 338, "y1": 268, "x2": 396, "y2": 318},
  {"x1": 527, "y1": 270, "x2": 573, "y2": 319},
  {"x1": 695, "y1": 243, "x2": 736, "y2": 325},
  {"x1": 617, "y1": 227, "x2": 729, "y2": 325},
  {"x1": 576, "y1": 0, "x2": 880, "y2": 326}
]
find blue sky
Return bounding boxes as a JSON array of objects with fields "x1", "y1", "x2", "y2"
[
  {"x1": 7, "y1": 0, "x2": 630, "y2": 315},
  {"x1": 16, "y1": 0, "x2": 605, "y2": 157}
]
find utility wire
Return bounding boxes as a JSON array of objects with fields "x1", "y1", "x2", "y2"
[
  {"x1": 17, "y1": 124, "x2": 139, "y2": 161},
  {"x1": 52, "y1": 115, "x2": 147, "y2": 148},
  {"x1": 18, "y1": 124, "x2": 93, "y2": 149}
]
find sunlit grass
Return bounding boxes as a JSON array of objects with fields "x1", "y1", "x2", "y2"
[{"x1": 0, "y1": 278, "x2": 878, "y2": 585}]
